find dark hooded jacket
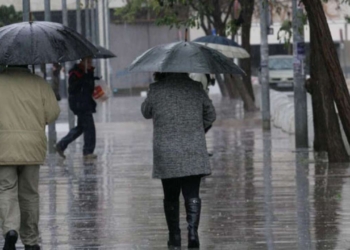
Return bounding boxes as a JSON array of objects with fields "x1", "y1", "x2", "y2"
[{"x1": 68, "y1": 64, "x2": 97, "y2": 115}]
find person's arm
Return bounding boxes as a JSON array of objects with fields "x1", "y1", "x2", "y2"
[
  {"x1": 141, "y1": 86, "x2": 153, "y2": 119},
  {"x1": 42, "y1": 82, "x2": 60, "y2": 124},
  {"x1": 85, "y1": 69, "x2": 96, "y2": 92}
]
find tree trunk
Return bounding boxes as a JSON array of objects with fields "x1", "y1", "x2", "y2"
[
  {"x1": 225, "y1": 74, "x2": 240, "y2": 98},
  {"x1": 215, "y1": 73, "x2": 229, "y2": 97},
  {"x1": 306, "y1": 78, "x2": 327, "y2": 153},
  {"x1": 239, "y1": 0, "x2": 255, "y2": 101},
  {"x1": 229, "y1": 74, "x2": 258, "y2": 112},
  {"x1": 303, "y1": 0, "x2": 350, "y2": 149},
  {"x1": 308, "y1": 13, "x2": 349, "y2": 162}
]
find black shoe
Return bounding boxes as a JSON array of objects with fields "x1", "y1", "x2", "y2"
[
  {"x1": 164, "y1": 200, "x2": 181, "y2": 247},
  {"x1": 3, "y1": 230, "x2": 18, "y2": 250},
  {"x1": 185, "y1": 198, "x2": 201, "y2": 249},
  {"x1": 24, "y1": 245, "x2": 40, "y2": 250},
  {"x1": 54, "y1": 143, "x2": 66, "y2": 159}
]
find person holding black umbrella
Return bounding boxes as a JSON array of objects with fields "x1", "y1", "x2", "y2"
[
  {"x1": 0, "y1": 65, "x2": 60, "y2": 250},
  {"x1": 55, "y1": 57, "x2": 98, "y2": 160},
  {"x1": 141, "y1": 73, "x2": 216, "y2": 248},
  {"x1": 130, "y1": 36, "x2": 244, "y2": 248},
  {"x1": 0, "y1": 20, "x2": 97, "y2": 250}
]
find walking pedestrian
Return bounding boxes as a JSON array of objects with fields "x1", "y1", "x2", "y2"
[
  {"x1": 55, "y1": 57, "x2": 98, "y2": 160},
  {"x1": 0, "y1": 65, "x2": 60, "y2": 250},
  {"x1": 141, "y1": 73, "x2": 216, "y2": 248}
]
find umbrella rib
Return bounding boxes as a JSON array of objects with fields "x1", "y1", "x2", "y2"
[
  {"x1": 38, "y1": 21, "x2": 98, "y2": 58},
  {"x1": 39, "y1": 24, "x2": 76, "y2": 63},
  {"x1": 3, "y1": 25, "x2": 28, "y2": 65},
  {"x1": 0, "y1": 24, "x2": 22, "y2": 41},
  {"x1": 37, "y1": 25, "x2": 56, "y2": 64},
  {"x1": 39, "y1": 22, "x2": 75, "y2": 61},
  {"x1": 161, "y1": 42, "x2": 179, "y2": 72}
]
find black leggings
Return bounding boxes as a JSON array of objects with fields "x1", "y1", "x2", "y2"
[{"x1": 161, "y1": 175, "x2": 202, "y2": 202}]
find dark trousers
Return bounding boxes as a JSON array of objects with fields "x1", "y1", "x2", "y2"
[
  {"x1": 161, "y1": 175, "x2": 202, "y2": 202},
  {"x1": 58, "y1": 113, "x2": 96, "y2": 155}
]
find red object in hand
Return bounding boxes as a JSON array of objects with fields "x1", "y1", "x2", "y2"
[{"x1": 93, "y1": 85, "x2": 104, "y2": 99}]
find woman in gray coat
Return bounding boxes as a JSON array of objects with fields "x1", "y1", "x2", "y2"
[{"x1": 141, "y1": 73, "x2": 216, "y2": 248}]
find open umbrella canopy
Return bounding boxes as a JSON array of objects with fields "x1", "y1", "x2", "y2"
[
  {"x1": 94, "y1": 45, "x2": 117, "y2": 59},
  {"x1": 128, "y1": 41, "x2": 245, "y2": 75},
  {"x1": 193, "y1": 35, "x2": 250, "y2": 59},
  {"x1": 0, "y1": 21, "x2": 98, "y2": 65}
]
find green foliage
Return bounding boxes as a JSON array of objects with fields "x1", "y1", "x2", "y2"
[
  {"x1": 277, "y1": 20, "x2": 292, "y2": 49},
  {"x1": 154, "y1": 4, "x2": 198, "y2": 29},
  {"x1": 226, "y1": 19, "x2": 239, "y2": 37},
  {"x1": 115, "y1": 0, "x2": 154, "y2": 23},
  {"x1": 114, "y1": 0, "x2": 234, "y2": 34},
  {"x1": 0, "y1": 5, "x2": 22, "y2": 28},
  {"x1": 114, "y1": 0, "x2": 315, "y2": 38},
  {"x1": 277, "y1": 9, "x2": 308, "y2": 49},
  {"x1": 114, "y1": 0, "x2": 193, "y2": 28}
]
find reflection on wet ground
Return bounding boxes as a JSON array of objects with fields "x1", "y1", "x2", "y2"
[{"x1": 1, "y1": 95, "x2": 350, "y2": 249}]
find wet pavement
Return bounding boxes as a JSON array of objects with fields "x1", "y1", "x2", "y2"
[{"x1": 2, "y1": 95, "x2": 350, "y2": 250}]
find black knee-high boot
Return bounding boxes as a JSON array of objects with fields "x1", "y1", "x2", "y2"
[
  {"x1": 164, "y1": 200, "x2": 181, "y2": 247},
  {"x1": 185, "y1": 198, "x2": 201, "y2": 248}
]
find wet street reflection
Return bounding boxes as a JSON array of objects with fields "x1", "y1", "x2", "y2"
[
  {"x1": 296, "y1": 151, "x2": 312, "y2": 250},
  {"x1": 1, "y1": 96, "x2": 350, "y2": 249},
  {"x1": 263, "y1": 134, "x2": 274, "y2": 250}
]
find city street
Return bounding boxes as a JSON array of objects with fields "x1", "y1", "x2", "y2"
[{"x1": 1, "y1": 96, "x2": 349, "y2": 249}]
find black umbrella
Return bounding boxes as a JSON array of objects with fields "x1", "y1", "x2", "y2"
[
  {"x1": 94, "y1": 45, "x2": 117, "y2": 59},
  {"x1": 128, "y1": 41, "x2": 245, "y2": 75},
  {"x1": 0, "y1": 21, "x2": 98, "y2": 65}
]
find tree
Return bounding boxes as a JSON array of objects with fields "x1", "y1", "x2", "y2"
[
  {"x1": 301, "y1": 0, "x2": 350, "y2": 162},
  {"x1": 260, "y1": 0, "x2": 349, "y2": 162},
  {"x1": 0, "y1": 5, "x2": 22, "y2": 28},
  {"x1": 306, "y1": 25, "x2": 348, "y2": 162}
]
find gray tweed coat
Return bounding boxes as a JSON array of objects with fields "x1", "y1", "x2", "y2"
[{"x1": 141, "y1": 74, "x2": 216, "y2": 179}]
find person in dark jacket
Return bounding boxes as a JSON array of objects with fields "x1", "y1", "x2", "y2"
[
  {"x1": 55, "y1": 57, "x2": 97, "y2": 160},
  {"x1": 141, "y1": 73, "x2": 216, "y2": 249}
]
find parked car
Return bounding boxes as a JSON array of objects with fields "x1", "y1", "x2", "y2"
[{"x1": 268, "y1": 55, "x2": 294, "y2": 90}]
